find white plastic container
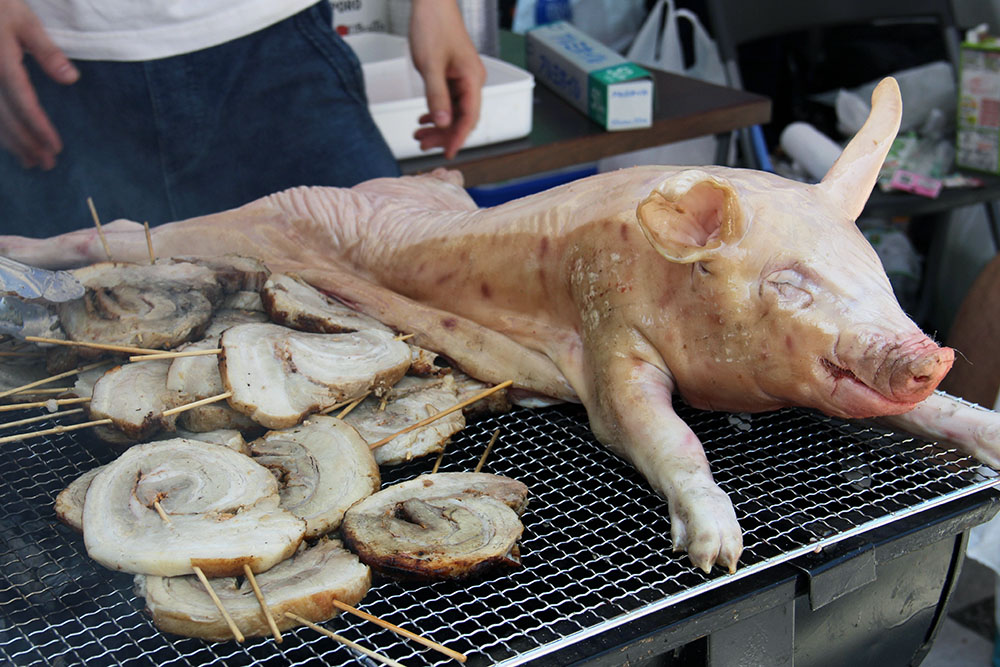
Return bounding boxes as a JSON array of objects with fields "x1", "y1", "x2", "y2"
[{"x1": 344, "y1": 33, "x2": 534, "y2": 159}]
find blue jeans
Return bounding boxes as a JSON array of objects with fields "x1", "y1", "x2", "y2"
[{"x1": 0, "y1": 2, "x2": 399, "y2": 238}]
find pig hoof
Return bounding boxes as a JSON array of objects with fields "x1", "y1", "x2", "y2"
[{"x1": 669, "y1": 483, "x2": 743, "y2": 574}]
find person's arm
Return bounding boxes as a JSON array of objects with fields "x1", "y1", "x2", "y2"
[
  {"x1": 407, "y1": 0, "x2": 485, "y2": 160},
  {"x1": 0, "y1": 0, "x2": 78, "y2": 169}
]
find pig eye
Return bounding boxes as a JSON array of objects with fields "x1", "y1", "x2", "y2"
[
  {"x1": 695, "y1": 262, "x2": 711, "y2": 276},
  {"x1": 764, "y1": 269, "x2": 813, "y2": 307}
]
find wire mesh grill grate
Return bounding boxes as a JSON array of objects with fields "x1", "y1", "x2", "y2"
[{"x1": 0, "y1": 402, "x2": 997, "y2": 666}]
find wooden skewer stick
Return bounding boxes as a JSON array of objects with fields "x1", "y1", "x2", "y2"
[
  {"x1": 87, "y1": 196, "x2": 114, "y2": 262},
  {"x1": 161, "y1": 391, "x2": 232, "y2": 417},
  {"x1": 283, "y1": 613, "x2": 404, "y2": 667},
  {"x1": 319, "y1": 395, "x2": 363, "y2": 416},
  {"x1": 0, "y1": 396, "x2": 90, "y2": 412},
  {"x1": 151, "y1": 499, "x2": 246, "y2": 643},
  {"x1": 8, "y1": 387, "x2": 73, "y2": 396},
  {"x1": 194, "y1": 566, "x2": 245, "y2": 643},
  {"x1": 336, "y1": 393, "x2": 369, "y2": 419},
  {"x1": 394, "y1": 333, "x2": 415, "y2": 342},
  {"x1": 474, "y1": 428, "x2": 501, "y2": 474},
  {"x1": 331, "y1": 599, "x2": 467, "y2": 663},
  {"x1": 24, "y1": 335, "x2": 162, "y2": 356},
  {"x1": 143, "y1": 222, "x2": 155, "y2": 265},
  {"x1": 0, "y1": 351, "x2": 45, "y2": 358},
  {"x1": 243, "y1": 564, "x2": 282, "y2": 643},
  {"x1": 368, "y1": 380, "x2": 513, "y2": 450},
  {"x1": 0, "y1": 407, "x2": 84, "y2": 431},
  {"x1": 129, "y1": 348, "x2": 221, "y2": 363},
  {"x1": 431, "y1": 443, "x2": 448, "y2": 474},
  {"x1": 0, "y1": 360, "x2": 109, "y2": 400},
  {"x1": 0, "y1": 417, "x2": 112, "y2": 444}
]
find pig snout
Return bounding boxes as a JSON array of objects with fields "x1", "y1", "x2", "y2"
[
  {"x1": 888, "y1": 341, "x2": 954, "y2": 402},
  {"x1": 831, "y1": 330, "x2": 954, "y2": 415}
]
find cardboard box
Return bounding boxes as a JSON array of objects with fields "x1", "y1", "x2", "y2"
[
  {"x1": 956, "y1": 40, "x2": 1000, "y2": 173},
  {"x1": 525, "y1": 21, "x2": 653, "y2": 131}
]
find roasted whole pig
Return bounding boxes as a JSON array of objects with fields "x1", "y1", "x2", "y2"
[{"x1": 5, "y1": 77, "x2": 997, "y2": 573}]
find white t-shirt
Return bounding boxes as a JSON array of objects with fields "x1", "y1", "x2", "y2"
[{"x1": 27, "y1": 0, "x2": 321, "y2": 61}]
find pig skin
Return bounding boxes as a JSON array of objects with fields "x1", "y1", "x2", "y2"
[{"x1": 1, "y1": 78, "x2": 991, "y2": 574}]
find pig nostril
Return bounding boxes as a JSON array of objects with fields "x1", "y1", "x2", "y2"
[{"x1": 914, "y1": 375, "x2": 930, "y2": 383}]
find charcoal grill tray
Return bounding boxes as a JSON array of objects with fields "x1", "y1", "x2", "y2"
[{"x1": 1, "y1": 401, "x2": 997, "y2": 667}]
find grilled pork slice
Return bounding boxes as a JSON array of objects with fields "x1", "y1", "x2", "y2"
[
  {"x1": 58, "y1": 261, "x2": 223, "y2": 353},
  {"x1": 342, "y1": 472, "x2": 529, "y2": 581},
  {"x1": 250, "y1": 416, "x2": 379, "y2": 536},
  {"x1": 343, "y1": 375, "x2": 465, "y2": 465},
  {"x1": 89, "y1": 360, "x2": 185, "y2": 442},
  {"x1": 220, "y1": 323, "x2": 411, "y2": 429},
  {"x1": 171, "y1": 255, "x2": 271, "y2": 294},
  {"x1": 83, "y1": 439, "x2": 305, "y2": 577},
  {"x1": 54, "y1": 465, "x2": 106, "y2": 532},
  {"x1": 262, "y1": 273, "x2": 392, "y2": 334},
  {"x1": 136, "y1": 537, "x2": 369, "y2": 641}
]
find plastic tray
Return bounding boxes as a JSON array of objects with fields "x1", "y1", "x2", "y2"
[{"x1": 345, "y1": 33, "x2": 534, "y2": 159}]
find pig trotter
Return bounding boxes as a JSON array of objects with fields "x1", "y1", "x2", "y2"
[{"x1": 667, "y1": 475, "x2": 743, "y2": 574}]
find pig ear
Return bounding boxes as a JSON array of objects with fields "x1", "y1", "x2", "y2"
[
  {"x1": 818, "y1": 77, "x2": 902, "y2": 220},
  {"x1": 636, "y1": 170, "x2": 744, "y2": 263}
]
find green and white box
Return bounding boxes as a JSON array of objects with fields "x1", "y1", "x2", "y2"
[{"x1": 526, "y1": 21, "x2": 653, "y2": 131}]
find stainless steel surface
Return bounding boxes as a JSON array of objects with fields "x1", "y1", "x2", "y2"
[{"x1": 1, "y1": 401, "x2": 997, "y2": 666}]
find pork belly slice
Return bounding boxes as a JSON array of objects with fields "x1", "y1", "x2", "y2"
[
  {"x1": 54, "y1": 465, "x2": 105, "y2": 532},
  {"x1": 89, "y1": 360, "x2": 186, "y2": 442},
  {"x1": 453, "y1": 370, "x2": 513, "y2": 416},
  {"x1": 341, "y1": 472, "x2": 529, "y2": 581},
  {"x1": 83, "y1": 439, "x2": 305, "y2": 577},
  {"x1": 250, "y1": 415, "x2": 379, "y2": 537},
  {"x1": 343, "y1": 375, "x2": 465, "y2": 465},
  {"x1": 58, "y1": 261, "x2": 223, "y2": 353},
  {"x1": 170, "y1": 255, "x2": 271, "y2": 294},
  {"x1": 220, "y1": 323, "x2": 411, "y2": 429},
  {"x1": 262, "y1": 273, "x2": 392, "y2": 334},
  {"x1": 55, "y1": 430, "x2": 249, "y2": 533},
  {"x1": 135, "y1": 537, "x2": 369, "y2": 641}
]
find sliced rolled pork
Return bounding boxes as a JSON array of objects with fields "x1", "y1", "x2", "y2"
[
  {"x1": 83, "y1": 439, "x2": 305, "y2": 577},
  {"x1": 343, "y1": 375, "x2": 465, "y2": 465},
  {"x1": 135, "y1": 537, "x2": 369, "y2": 641},
  {"x1": 341, "y1": 472, "x2": 529, "y2": 580},
  {"x1": 57, "y1": 261, "x2": 223, "y2": 353},
  {"x1": 54, "y1": 465, "x2": 106, "y2": 532},
  {"x1": 89, "y1": 359, "x2": 185, "y2": 442},
  {"x1": 262, "y1": 273, "x2": 392, "y2": 334},
  {"x1": 220, "y1": 323, "x2": 410, "y2": 429},
  {"x1": 250, "y1": 415, "x2": 379, "y2": 536}
]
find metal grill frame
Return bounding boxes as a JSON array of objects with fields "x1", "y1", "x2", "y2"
[{"x1": 1, "y1": 401, "x2": 998, "y2": 667}]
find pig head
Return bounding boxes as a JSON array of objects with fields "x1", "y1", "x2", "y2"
[{"x1": 0, "y1": 77, "x2": 966, "y2": 574}]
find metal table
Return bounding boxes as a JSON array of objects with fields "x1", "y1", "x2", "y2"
[{"x1": 1, "y1": 400, "x2": 997, "y2": 666}]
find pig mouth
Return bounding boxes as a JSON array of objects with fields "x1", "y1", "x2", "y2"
[{"x1": 820, "y1": 358, "x2": 915, "y2": 416}]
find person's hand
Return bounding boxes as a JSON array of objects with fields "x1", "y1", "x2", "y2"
[
  {"x1": 0, "y1": 0, "x2": 78, "y2": 169},
  {"x1": 408, "y1": 0, "x2": 486, "y2": 160}
]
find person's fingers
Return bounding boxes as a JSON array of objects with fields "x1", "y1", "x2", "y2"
[
  {"x1": 421, "y1": 64, "x2": 453, "y2": 131},
  {"x1": 19, "y1": 14, "x2": 77, "y2": 85}
]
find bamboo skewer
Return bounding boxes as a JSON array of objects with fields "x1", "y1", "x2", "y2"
[
  {"x1": 331, "y1": 599, "x2": 467, "y2": 663},
  {"x1": 143, "y1": 222, "x2": 155, "y2": 265},
  {"x1": 0, "y1": 351, "x2": 45, "y2": 358},
  {"x1": 0, "y1": 417, "x2": 112, "y2": 444},
  {"x1": 0, "y1": 360, "x2": 109, "y2": 400},
  {"x1": 152, "y1": 499, "x2": 246, "y2": 643},
  {"x1": 368, "y1": 380, "x2": 513, "y2": 450},
  {"x1": 161, "y1": 391, "x2": 232, "y2": 417},
  {"x1": 0, "y1": 407, "x2": 84, "y2": 431},
  {"x1": 129, "y1": 348, "x2": 221, "y2": 362},
  {"x1": 393, "y1": 333, "x2": 415, "y2": 342},
  {"x1": 283, "y1": 613, "x2": 404, "y2": 667},
  {"x1": 473, "y1": 428, "x2": 501, "y2": 474},
  {"x1": 193, "y1": 566, "x2": 245, "y2": 643},
  {"x1": 243, "y1": 564, "x2": 282, "y2": 643},
  {"x1": 24, "y1": 335, "x2": 162, "y2": 356},
  {"x1": 0, "y1": 396, "x2": 90, "y2": 412},
  {"x1": 319, "y1": 394, "x2": 364, "y2": 416},
  {"x1": 9, "y1": 387, "x2": 72, "y2": 396},
  {"x1": 87, "y1": 197, "x2": 114, "y2": 262},
  {"x1": 335, "y1": 393, "x2": 369, "y2": 419}
]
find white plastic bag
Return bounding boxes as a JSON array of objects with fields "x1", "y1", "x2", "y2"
[{"x1": 599, "y1": 0, "x2": 730, "y2": 170}]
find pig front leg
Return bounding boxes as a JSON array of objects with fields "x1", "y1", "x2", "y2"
[
  {"x1": 585, "y1": 355, "x2": 743, "y2": 573},
  {"x1": 879, "y1": 391, "x2": 1000, "y2": 469}
]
